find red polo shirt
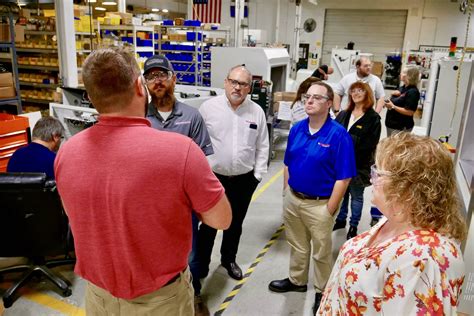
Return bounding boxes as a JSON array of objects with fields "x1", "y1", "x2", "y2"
[{"x1": 55, "y1": 116, "x2": 224, "y2": 299}]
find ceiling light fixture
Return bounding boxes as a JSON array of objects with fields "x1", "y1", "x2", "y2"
[
  {"x1": 86, "y1": 0, "x2": 97, "y2": 2},
  {"x1": 95, "y1": 6, "x2": 106, "y2": 11},
  {"x1": 162, "y1": 9, "x2": 169, "y2": 13},
  {"x1": 152, "y1": 8, "x2": 160, "y2": 12},
  {"x1": 102, "y1": 1, "x2": 117, "y2": 5}
]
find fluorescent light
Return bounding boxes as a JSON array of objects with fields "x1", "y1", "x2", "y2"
[
  {"x1": 162, "y1": 9, "x2": 169, "y2": 13},
  {"x1": 152, "y1": 8, "x2": 160, "y2": 12},
  {"x1": 86, "y1": 0, "x2": 97, "y2": 2},
  {"x1": 102, "y1": 1, "x2": 117, "y2": 5},
  {"x1": 95, "y1": 7, "x2": 106, "y2": 11}
]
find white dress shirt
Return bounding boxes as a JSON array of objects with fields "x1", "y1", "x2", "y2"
[{"x1": 199, "y1": 94, "x2": 269, "y2": 180}]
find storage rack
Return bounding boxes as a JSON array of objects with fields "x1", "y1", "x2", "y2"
[
  {"x1": 0, "y1": 6, "x2": 22, "y2": 114},
  {"x1": 155, "y1": 25, "x2": 230, "y2": 86},
  {"x1": 16, "y1": 29, "x2": 60, "y2": 105},
  {"x1": 98, "y1": 25, "x2": 155, "y2": 58}
]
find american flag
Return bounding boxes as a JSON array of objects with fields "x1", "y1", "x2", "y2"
[{"x1": 192, "y1": 0, "x2": 222, "y2": 24}]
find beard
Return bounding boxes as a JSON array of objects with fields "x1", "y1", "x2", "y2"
[{"x1": 150, "y1": 82, "x2": 175, "y2": 109}]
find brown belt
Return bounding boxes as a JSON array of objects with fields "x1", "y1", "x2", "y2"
[
  {"x1": 290, "y1": 188, "x2": 330, "y2": 200},
  {"x1": 164, "y1": 268, "x2": 186, "y2": 286}
]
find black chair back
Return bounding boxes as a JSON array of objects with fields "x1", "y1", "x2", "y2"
[{"x1": 0, "y1": 172, "x2": 68, "y2": 257}]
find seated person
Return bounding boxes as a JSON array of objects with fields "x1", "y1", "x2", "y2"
[
  {"x1": 7, "y1": 116, "x2": 65, "y2": 179},
  {"x1": 311, "y1": 65, "x2": 334, "y2": 80}
]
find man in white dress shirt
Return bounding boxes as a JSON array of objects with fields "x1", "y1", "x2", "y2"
[
  {"x1": 333, "y1": 57, "x2": 385, "y2": 114},
  {"x1": 196, "y1": 65, "x2": 269, "y2": 282}
]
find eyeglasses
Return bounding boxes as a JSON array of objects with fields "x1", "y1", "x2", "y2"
[
  {"x1": 350, "y1": 88, "x2": 366, "y2": 95},
  {"x1": 370, "y1": 164, "x2": 392, "y2": 182},
  {"x1": 302, "y1": 94, "x2": 329, "y2": 103},
  {"x1": 144, "y1": 71, "x2": 173, "y2": 83},
  {"x1": 227, "y1": 78, "x2": 250, "y2": 89}
]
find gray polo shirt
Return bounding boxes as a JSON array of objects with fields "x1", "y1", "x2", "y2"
[{"x1": 146, "y1": 100, "x2": 214, "y2": 156}]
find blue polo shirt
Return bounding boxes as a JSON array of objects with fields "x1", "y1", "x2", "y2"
[
  {"x1": 7, "y1": 142, "x2": 56, "y2": 179},
  {"x1": 284, "y1": 117, "x2": 356, "y2": 197}
]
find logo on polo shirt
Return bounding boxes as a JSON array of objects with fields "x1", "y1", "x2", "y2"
[
  {"x1": 175, "y1": 121, "x2": 191, "y2": 125},
  {"x1": 318, "y1": 142, "x2": 330, "y2": 148}
]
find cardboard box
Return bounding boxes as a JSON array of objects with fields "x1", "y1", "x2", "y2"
[
  {"x1": 0, "y1": 86, "x2": 16, "y2": 99},
  {"x1": 0, "y1": 24, "x2": 25, "y2": 42},
  {"x1": 0, "y1": 24, "x2": 9, "y2": 41},
  {"x1": 0, "y1": 72, "x2": 14, "y2": 87},
  {"x1": 273, "y1": 91, "x2": 297, "y2": 112},
  {"x1": 372, "y1": 61, "x2": 384, "y2": 78}
]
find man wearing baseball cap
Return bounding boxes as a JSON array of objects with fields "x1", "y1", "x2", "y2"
[{"x1": 143, "y1": 54, "x2": 214, "y2": 316}]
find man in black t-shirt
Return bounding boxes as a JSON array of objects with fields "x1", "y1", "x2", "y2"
[{"x1": 311, "y1": 65, "x2": 334, "y2": 80}]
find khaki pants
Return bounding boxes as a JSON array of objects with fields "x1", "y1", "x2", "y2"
[
  {"x1": 85, "y1": 268, "x2": 194, "y2": 316},
  {"x1": 283, "y1": 188, "x2": 335, "y2": 293}
]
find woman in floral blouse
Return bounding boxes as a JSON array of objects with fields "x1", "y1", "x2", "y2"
[{"x1": 318, "y1": 132, "x2": 467, "y2": 315}]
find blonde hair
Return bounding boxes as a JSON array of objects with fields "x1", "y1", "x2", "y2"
[
  {"x1": 404, "y1": 67, "x2": 420, "y2": 86},
  {"x1": 376, "y1": 132, "x2": 467, "y2": 241}
]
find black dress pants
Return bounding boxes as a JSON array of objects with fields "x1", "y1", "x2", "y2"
[{"x1": 196, "y1": 170, "x2": 259, "y2": 273}]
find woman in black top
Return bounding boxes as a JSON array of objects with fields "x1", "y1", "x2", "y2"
[
  {"x1": 384, "y1": 67, "x2": 420, "y2": 136},
  {"x1": 333, "y1": 82, "x2": 381, "y2": 239}
]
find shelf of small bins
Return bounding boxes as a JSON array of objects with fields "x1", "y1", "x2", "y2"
[
  {"x1": 22, "y1": 98, "x2": 53, "y2": 105},
  {"x1": 24, "y1": 30, "x2": 56, "y2": 35},
  {"x1": 76, "y1": 32, "x2": 97, "y2": 36},
  {"x1": 16, "y1": 48, "x2": 58, "y2": 53},
  {"x1": 17, "y1": 64, "x2": 59, "y2": 71},
  {"x1": 136, "y1": 47, "x2": 155, "y2": 53},
  {"x1": 100, "y1": 25, "x2": 154, "y2": 32},
  {"x1": 19, "y1": 82, "x2": 59, "y2": 89}
]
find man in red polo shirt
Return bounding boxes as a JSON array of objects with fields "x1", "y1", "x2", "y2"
[{"x1": 54, "y1": 47, "x2": 231, "y2": 315}]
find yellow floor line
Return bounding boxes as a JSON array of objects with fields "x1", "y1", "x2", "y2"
[
  {"x1": 23, "y1": 292, "x2": 85, "y2": 316},
  {"x1": 23, "y1": 168, "x2": 284, "y2": 315},
  {"x1": 251, "y1": 168, "x2": 284, "y2": 202}
]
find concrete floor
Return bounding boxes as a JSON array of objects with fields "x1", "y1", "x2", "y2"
[{"x1": 0, "y1": 108, "x2": 396, "y2": 316}]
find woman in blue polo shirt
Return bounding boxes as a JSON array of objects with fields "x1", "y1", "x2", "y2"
[{"x1": 269, "y1": 81, "x2": 356, "y2": 315}]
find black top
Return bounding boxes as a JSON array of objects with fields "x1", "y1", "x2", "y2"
[
  {"x1": 385, "y1": 85, "x2": 420, "y2": 130},
  {"x1": 311, "y1": 65, "x2": 329, "y2": 80},
  {"x1": 335, "y1": 108, "x2": 381, "y2": 187}
]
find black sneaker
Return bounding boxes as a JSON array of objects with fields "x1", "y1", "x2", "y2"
[
  {"x1": 347, "y1": 226, "x2": 358, "y2": 240},
  {"x1": 370, "y1": 218, "x2": 380, "y2": 227},
  {"x1": 332, "y1": 220, "x2": 346, "y2": 231},
  {"x1": 268, "y1": 278, "x2": 307, "y2": 293},
  {"x1": 313, "y1": 292, "x2": 323, "y2": 315}
]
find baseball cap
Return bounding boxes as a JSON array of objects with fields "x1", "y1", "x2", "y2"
[{"x1": 143, "y1": 55, "x2": 174, "y2": 74}]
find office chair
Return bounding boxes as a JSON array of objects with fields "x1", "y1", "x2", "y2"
[{"x1": 0, "y1": 173, "x2": 75, "y2": 308}]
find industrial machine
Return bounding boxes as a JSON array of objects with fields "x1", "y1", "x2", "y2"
[
  {"x1": 427, "y1": 58, "x2": 473, "y2": 148},
  {"x1": 328, "y1": 48, "x2": 360, "y2": 84},
  {"x1": 210, "y1": 47, "x2": 290, "y2": 93},
  {"x1": 56, "y1": 84, "x2": 225, "y2": 139}
]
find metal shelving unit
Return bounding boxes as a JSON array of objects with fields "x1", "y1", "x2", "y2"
[
  {"x1": 155, "y1": 25, "x2": 229, "y2": 87},
  {"x1": 98, "y1": 24, "x2": 155, "y2": 58},
  {"x1": 0, "y1": 6, "x2": 22, "y2": 113}
]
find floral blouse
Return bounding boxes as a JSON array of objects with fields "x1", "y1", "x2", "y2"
[{"x1": 318, "y1": 218, "x2": 465, "y2": 315}]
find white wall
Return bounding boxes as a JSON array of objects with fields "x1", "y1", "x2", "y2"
[{"x1": 210, "y1": 0, "x2": 473, "y2": 65}]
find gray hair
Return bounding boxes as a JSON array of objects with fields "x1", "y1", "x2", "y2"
[
  {"x1": 32, "y1": 117, "x2": 65, "y2": 142},
  {"x1": 82, "y1": 47, "x2": 141, "y2": 113},
  {"x1": 227, "y1": 65, "x2": 252, "y2": 84},
  {"x1": 404, "y1": 67, "x2": 420, "y2": 86}
]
